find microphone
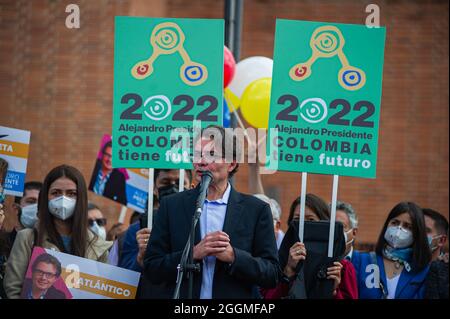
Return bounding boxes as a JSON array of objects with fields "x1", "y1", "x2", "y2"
[
  {"x1": 195, "y1": 171, "x2": 213, "y2": 213},
  {"x1": 173, "y1": 170, "x2": 213, "y2": 299}
]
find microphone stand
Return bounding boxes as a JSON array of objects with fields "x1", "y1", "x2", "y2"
[{"x1": 173, "y1": 172, "x2": 212, "y2": 299}]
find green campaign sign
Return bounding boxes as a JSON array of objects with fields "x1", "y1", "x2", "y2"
[
  {"x1": 112, "y1": 17, "x2": 224, "y2": 169},
  {"x1": 267, "y1": 19, "x2": 386, "y2": 178}
]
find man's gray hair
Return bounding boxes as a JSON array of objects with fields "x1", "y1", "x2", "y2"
[
  {"x1": 335, "y1": 200, "x2": 358, "y2": 228},
  {"x1": 254, "y1": 194, "x2": 282, "y2": 221}
]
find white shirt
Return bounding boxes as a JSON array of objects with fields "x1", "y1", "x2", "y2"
[
  {"x1": 386, "y1": 274, "x2": 401, "y2": 299},
  {"x1": 276, "y1": 230, "x2": 285, "y2": 250}
]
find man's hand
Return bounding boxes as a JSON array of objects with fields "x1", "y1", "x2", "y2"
[
  {"x1": 193, "y1": 231, "x2": 230, "y2": 261},
  {"x1": 136, "y1": 228, "x2": 151, "y2": 268},
  {"x1": 214, "y1": 241, "x2": 235, "y2": 264}
]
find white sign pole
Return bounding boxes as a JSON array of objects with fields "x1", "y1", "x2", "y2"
[
  {"x1": 298, "y1": 172, "x2": 308, "y2": 243},
  {"x1": 147, "y1": 168, "x2": 155, "y2": 230},
  {"x1": 179, "y1": 169, "x2": 185, "y2": 192},
  {"x1": 328, "y1": 174, "x2": 339, "y2": 257},
  {"x1": 118, "y1": 206, "x2": 127, "y2": 224}
]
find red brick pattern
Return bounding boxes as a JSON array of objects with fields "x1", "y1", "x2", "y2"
[{"x1": 0, "y1": 0, "x2": 448, "y2": 246}]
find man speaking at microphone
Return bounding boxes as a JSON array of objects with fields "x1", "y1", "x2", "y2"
[{"x1": 144, "y1": 126, "x2": 279, "y2": 299}]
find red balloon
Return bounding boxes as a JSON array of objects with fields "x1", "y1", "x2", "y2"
[{"x1": 223, "y1": 46, "x2": 236, "y2": 88}]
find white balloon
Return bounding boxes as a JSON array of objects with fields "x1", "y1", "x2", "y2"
[{"x1": 227, "y1": 56, "x2": 273, "y2": 98}]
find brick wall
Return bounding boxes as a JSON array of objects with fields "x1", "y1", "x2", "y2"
[{"x1": 0, "y1": 0, "x2": 448, "y2": 245}]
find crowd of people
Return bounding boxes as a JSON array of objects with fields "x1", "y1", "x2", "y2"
[{"x1": 0, "y1": 127, "x2": 448, "y2": 299}]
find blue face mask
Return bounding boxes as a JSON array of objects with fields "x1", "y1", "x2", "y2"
[{"x1": 20, "y1": 204, "x2": 38, "y2": 228}]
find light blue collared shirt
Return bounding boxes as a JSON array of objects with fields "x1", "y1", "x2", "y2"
[
  {"x1": 199, "y1": 183, "x2": 231, "y2": 299},
  {"x1": 93, "y1": 170, "x2": 111, "y2": 195},
  {"x1": 276, "y1": 229, "x2": 285, "y2": 250}
]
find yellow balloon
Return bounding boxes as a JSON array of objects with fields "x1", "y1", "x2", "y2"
[
  {"x1": 224, "y1": 88, "x2": 240, "y2": 113},
  {"x1": 240, "y1": 77, "x2": 271, "y2": 129}
]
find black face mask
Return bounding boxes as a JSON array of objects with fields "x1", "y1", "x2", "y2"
[{"x1": 157, "y1": 184, "x2": 187, "y2": 200}]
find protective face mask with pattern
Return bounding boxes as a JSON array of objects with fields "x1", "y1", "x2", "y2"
[
  {"x1": 48, "y1": 196, "x2": 76, "y2": 220},
  {"x1": 384, "y1": 225, "x2": 413, "y2": 249}
]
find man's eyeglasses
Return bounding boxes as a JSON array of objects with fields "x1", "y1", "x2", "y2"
[
  {"x1": 33, "y1": 269, "x2": 57, "y2": 279},
  {"x1": 102, "y1": 152, "x2": 112, "y2": 159},
  {"x1": 88, "y1": 218, "x2": 107, "y2": 227}
]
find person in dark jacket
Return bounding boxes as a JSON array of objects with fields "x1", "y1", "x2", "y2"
[
  {"x1": 89, "y1": 141, "x2": 127, "y2": 205},
  {"x1": 119, "y1": 169, "x2": 192, "y2": 299},
  {"x1": 144, "y1": 126, "x2": 279, "y2": 299},
  {"x1": 423, "y1": 208, "x2": 448, "y2": 299}
]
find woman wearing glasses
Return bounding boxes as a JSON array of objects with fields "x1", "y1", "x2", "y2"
[
  {"x1": 87, "y1": 202, "x2": 107, "y2": 241},
  {"x1": 4, "y1": 165, "x2": 113, "y2": 299}
]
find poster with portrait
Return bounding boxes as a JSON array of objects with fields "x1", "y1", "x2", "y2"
[
  {"x1": 112, "y1": 17, "x2": 224, "y2": 169},
  {"x1": 0, "y1": 125, "x2": 31, "y2": 196},
  {"x1": 21, "y1": 247, "x2": 140, "y2": 299},
  {"x1": 267, "y1": 20, "x2": 386, "y2": 178},
  {"x1": 89, "y1": 134, "x2": 149, "y2": 213},
  {"x1": 20, "y1": 247, "x2": 73, "y2": 299}
]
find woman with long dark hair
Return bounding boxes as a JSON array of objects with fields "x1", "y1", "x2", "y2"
[
  {"x1": 353, "y1": 202, "x2": 431, "y2": 299},
  {"x1": 4, "y1": 165, "x2": 112, "y2": 298}
]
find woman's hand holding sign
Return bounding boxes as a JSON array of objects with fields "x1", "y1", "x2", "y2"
[
  {"x1": 327, "y1": 261, "x2": 343, "y2": 293},
  {"x1": 284, "y1": 242, "x2": 307, "y2": 278}
]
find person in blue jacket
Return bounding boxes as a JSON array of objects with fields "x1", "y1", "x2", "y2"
[{"x1": 353, "y1": 202, "x2": 431, "y2": 299}]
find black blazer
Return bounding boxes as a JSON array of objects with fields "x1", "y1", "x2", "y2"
[
  {"x1": 144, "y1": 186, "x2": 280, "y2": 299},
  {"x1": 88, "y1": 160, "x2": 127, "y2": 205}
]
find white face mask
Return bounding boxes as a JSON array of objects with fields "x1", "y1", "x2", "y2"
[
  {"x1": 20, "y1": 204, "x2": 38, "y2": 228},
  {"x1": 344, "y1": 228, "x2": 354, "y2": 246},
  {"x1": 48, "y1": 196, "x2": 76, "y2": 220},
  {"x1": 90, "y1": 221, "x2": 107, "y2": 240},
  {"x1": 384, "y1": 225, "x2": 414, "y2": 249}
]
